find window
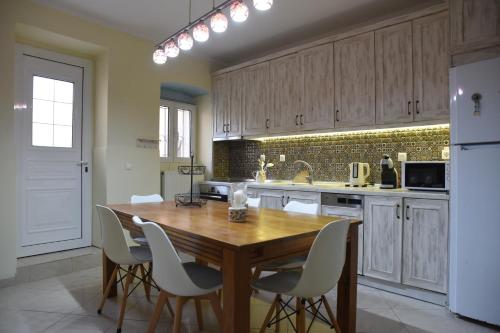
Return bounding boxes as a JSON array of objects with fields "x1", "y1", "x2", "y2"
[
  {"x1": 32, "y1": 76, "x2": 74, "y2": 148},
  {"x1": 159, "y1": 100, "x2": 196, "y2": 161}
]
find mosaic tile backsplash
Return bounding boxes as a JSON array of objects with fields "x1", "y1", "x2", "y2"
[{"x1": 213, "y1": 126, "x2": 450, "y2": 184}]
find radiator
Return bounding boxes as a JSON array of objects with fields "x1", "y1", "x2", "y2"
[{"x1": 161, "y1": 171, "x2": 205, "y2": 200}]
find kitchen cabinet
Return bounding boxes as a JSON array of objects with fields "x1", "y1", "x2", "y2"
[
  {"x1": 257, "y1": 189, "x2": 285, "y2": 210},
  {"x1": 363, "y1": 196, "x2": 403, "y2": 283},
  {"x1": 300, "y1": 44, "x2": 335, "y2": 131},
  {"x1": 450, "y1": 0, "x2": 500, "y2": 54},
  {"x1": 375, "y1": 22, "x2": 414, "y2": 125},
  {"x1": 212, "y1": 74, "x2": 231, "y2": 138},
  {"x1": 284, "y1": 191, "x2": 321, "y2": 210},
  {"x1": 228, "y1": 70, "x2": 243, "y2": 136},
  {"x1": 242, "y1": 62, "x2": 270, "y2": 136},
  {"x1": 334, "y1": 32, "x2": 376, "y2": 128},
  {"x1": 413, "y1": 12, "x2": 450, "y2": 122},
  {"x1": 270, "y1": 54, "x2": 301, "y2": 134},
  {"x1": 403, "y1": 198, "x2": 449, "y2": 293}
]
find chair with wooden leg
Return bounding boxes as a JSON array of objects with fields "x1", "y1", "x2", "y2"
[
  {"x1": 132, "y1": 216, "x2": 224, "y2": 333},
  {"x1": 252, "y1": 219, "x2": 350, "y2": 333},
  {"x1": 96, "y1": 205, "x2": 164, "y2": 333}
]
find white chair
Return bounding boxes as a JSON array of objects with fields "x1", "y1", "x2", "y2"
[
  {"x1": 253, "y1": 220, "x2": 350, "y2": 333},
  {"x1": 247, "y1": 197, "x2": 261, "y2": 208},
  {"x1": 96, "y1": 205, "x2": 159, "y2": 333},
  {"x1": 133, "y1": 216, "x2": 224, "y2": 333},
  {"x1": 129, "y1": 194, "x2": 164, "y2": 245}
]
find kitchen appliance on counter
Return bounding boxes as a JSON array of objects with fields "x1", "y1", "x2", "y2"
[
  {"x1": 199, "y1": 183, "x2": 229, "y2": 202},
  {"x1": 380, "y1": 154, "x2": 398, "y2": 189},
  {"x1": 402, "y1": 161, "x2": 450, "y2": 191},
  {"x1": 449, "y1": 56, "x2": 500, "y2": 326},
  {"x1": 349, "y1": 162, "x2": 370, "y2": 187},
  {"x1": 321, "y1": 193, "x2": 364, "y2": 274}
]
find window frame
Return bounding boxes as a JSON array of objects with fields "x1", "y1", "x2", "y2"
[{"x1": 159, "y1": 99, "x2": 196, "y2": 163}]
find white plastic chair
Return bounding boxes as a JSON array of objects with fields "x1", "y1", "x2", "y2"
[
  {"x1": 133, "y1": 216, "x2": 223, "y2": 333},
  {"x1": 247, "y1": 197, "x2": 261, "y2": 208},
  {"x1": 252, "y1": 220, "x2": 351, "y2": 333},
  {"x1": 128, "y1": 194, "x2": 164, "y2": 246},
  {"x1": 96, "y1": 205, "x2": 156, "y2": 333}
]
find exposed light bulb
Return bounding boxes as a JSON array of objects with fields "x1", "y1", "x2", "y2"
[
  {"x1": 230, "y1": 1, "x2": 249, "y2": 23},
  {"x1": 153, "y1": 47, "x2": 167, "y2": 64},
  {"x1": 177, "y1": 31, "x2": 194, "y2": 51},
  {"x1": 165, "y1": 39, "x2": 179, "y2": 58},
  {"x1": 253, "y1": 0, "x2": 273, "y2": 11},
  {"x1": 193, "y1": 21, "x2": 210, "y2": 42},
  {"x1": 210, "y1": 11, "x2": 228, "y2": 33}
]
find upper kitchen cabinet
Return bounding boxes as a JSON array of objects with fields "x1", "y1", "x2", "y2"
[
  {"x1": 242, "y1": 62, "x2": 270, "y2": 136},
  {"x1": 212, "y1": 74, "x2": 231, "y2": 138},
  {"x1": 375, "y1": 22, "x2": 414, "y2": 125},
  {"x1": 334, "y1": 32, "x2": 376, "y2": 128},
  {"x1": 228, "y1": 70, "x2": 243, "y2": 136},
  {"x1": 300, "y1": 44, "x2": 335, "y2": 131},
  {"x1": 450, "y1": 0, "x2": 500, "y2": 55},
  {"x1": 413, "y1": 12, "x2": 450, "y2": 122},
  {"x1": 270, "y1": 54, "x2": 301, "y2": 134}
]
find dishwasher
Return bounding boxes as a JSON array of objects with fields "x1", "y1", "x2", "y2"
[{"x1": 321, "y1": 193, "x2": 364, "y2": 275}]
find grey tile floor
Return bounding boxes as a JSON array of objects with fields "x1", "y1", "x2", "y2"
[{"x1": 0, "y1": 266, "x2": 498, "y2": 333}]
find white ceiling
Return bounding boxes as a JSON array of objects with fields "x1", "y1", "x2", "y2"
[{"x1": 35, "y1": 0, "x2": 443, "y2": 66}]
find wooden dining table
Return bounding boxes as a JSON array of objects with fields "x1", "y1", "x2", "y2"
[{"x1": 105, "y1": 200, "x2": 361, "y2": 333}]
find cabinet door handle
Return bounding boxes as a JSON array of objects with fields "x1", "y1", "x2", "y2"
[
  {"x1": 407, "y1": 101, "x2": 412, "y2": 115},
  {"x1": 300, "y1": 114, "x2": 304, "y2": 126},
  {"x1": 223, "y1": 124, "x2": 227, "y2": 133},
  {"x1": 266, "y1": 118, "x2": 270, "y2": 129},
  {"x1": 406, "y1": 205, "x2": 410, "y2": 220},
  {"x1": 336, "y1": 110, "x2": 340, "y2": 122},
  {"x1": 287, "y1": 196, "x2": 290, "y2": 204},
  {"x1": 396, "y1": 204, "x2": 401, "y2": 219},
  {"x1": 295, "y1": 115, "x2": 299, "y2": 126},
  {"x1": 415, "y1": 100, "x2": 420, "y2": 114},
  {"x1": 228, "y1": 123, "x2": 231, "y2": 132},
  {"x1": 281, "y1": 195, "x2": 285, "y2": 207}
]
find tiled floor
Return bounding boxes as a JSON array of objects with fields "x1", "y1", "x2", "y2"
[{"x1": 0, "y1": 266, "x2": 498, "y2": 333}]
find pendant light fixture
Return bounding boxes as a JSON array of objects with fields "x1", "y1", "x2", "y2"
[
  {"x1": 153, "y1": 46, "x2": 167, "y2": 64},
  {"x1": 165, "y1": 39, "x2": 180, "y2": 58},
  {"x1": 230, "y1": 0, "x2": 249, "y2": 22},
  {"x1": 193, "y1": 21, "x2": 210, "y2": 42},
  {"x1": 253, "y1": 0, "x2": 273, "y2": 11},
  {"x1": 211, "y1": 10, "x2": 228, "y2": 33},
  {"x1": 152, "y1": 0, "x2": 273, "y2": 64}
]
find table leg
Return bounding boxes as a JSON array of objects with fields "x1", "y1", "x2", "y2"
[
  {"x1": 102, "y1": 251, "x2": 117, "y2": 297},
  {"x1": 337, "y1": 224, "x2": 358, "y2": 333},
  {"x1": 222, "y1": 248, "x2": 251, "y2": 333}
]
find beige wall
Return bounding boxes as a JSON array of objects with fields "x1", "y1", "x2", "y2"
[{"x1": 0, "y1": 0, "x2": 212, "y2": 279}]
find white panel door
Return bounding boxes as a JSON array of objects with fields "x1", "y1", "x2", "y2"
[
  {"x1": 18, "y1": 54, "x2": 85, "y2": 256},
  {"x1": 450, "y1": 56, "x2": 500, "y2": 145}
]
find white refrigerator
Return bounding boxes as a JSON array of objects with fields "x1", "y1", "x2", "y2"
[{"x1": 449, "y1": 56, "x2": 500, "y2": 326}]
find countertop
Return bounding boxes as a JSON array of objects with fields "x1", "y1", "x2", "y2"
[{"x1": 201, "y1": 180, "x2": 449, "y2": 200}]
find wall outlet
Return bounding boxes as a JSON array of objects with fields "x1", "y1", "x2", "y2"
[
  {"x1": 398, "y1": 152, "x2": 407, "y2": 162},
  {"x1": 280, "y1": 154, "x2": 286, "y2": 162},
  {"x1": 442, "y1": 147, "x2": 450, "y2": 160}
]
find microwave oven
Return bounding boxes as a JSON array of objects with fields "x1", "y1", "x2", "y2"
[{"x1": 402, "y1": 161, "x2": 450, "y2": 191}]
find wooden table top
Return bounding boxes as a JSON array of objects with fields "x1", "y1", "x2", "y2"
[{"x1": 109, "y1": 201, "x2": 360, "y2": 250}]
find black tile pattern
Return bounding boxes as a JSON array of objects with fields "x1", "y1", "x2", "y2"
[{"x1": 213, "y1": 127, "x2": 449, "y2": 183}]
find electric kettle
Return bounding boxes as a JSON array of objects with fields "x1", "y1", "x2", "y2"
[{"x1": 349, "y1": 162, "x2": 371, "y2": 186}]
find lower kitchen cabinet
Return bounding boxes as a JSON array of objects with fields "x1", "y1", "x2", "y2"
[
  {"x1": 249, "y1": 188, "x2": 321, "y2": 211},
  {"x1": 258, "y1": 189, "x2": 285, "y2": 210},
  {"x1": 403, "y1": 198, "x2": 449, "y2": 293},
  {"x1": 363, "y1": 196, "x2": 403, "y2": 283},
  {"x1": 284, "y1": 191, "x2": 321, "y2": 209}
]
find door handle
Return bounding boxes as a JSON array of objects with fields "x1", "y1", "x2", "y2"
[
  {"x1": 396, "y1": 204, "x2": 401, "y2": 219},
  {"x1": 266, "y1": 118, "x2": 270, "y2": 129},
  {"x1": 407, "y1": 101, "x2": 412, "y2": 115},
  {"x1": 281, "y1": 195, "x2": 285, "y2": 207},
  {"x1": 406, "y1": 205, "x2": 410, "y2": 220},
  {"x1": 336, "y1": 110, "x2": 340, "y2": 122},
  {"x1": 295, "y1": 115, "x2": 299, "y2": 126},
  {"x1": 415, "y1": 100, "x2": 420, "y2": 114},
  {"x1": 300, "y1": 114, "x2": 304, "y2": 126},
  {"x1": 287, "y1": 196, "x2": 290, "y2": 204}
]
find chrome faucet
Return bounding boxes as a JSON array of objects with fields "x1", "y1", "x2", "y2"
[{"x1": 293, "y1": 160, "x2": 314, "y2": 185}]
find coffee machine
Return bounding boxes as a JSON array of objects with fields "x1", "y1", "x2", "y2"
[{"x1": 380, "y1": 154, "x2": 398, "y2": 189}]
